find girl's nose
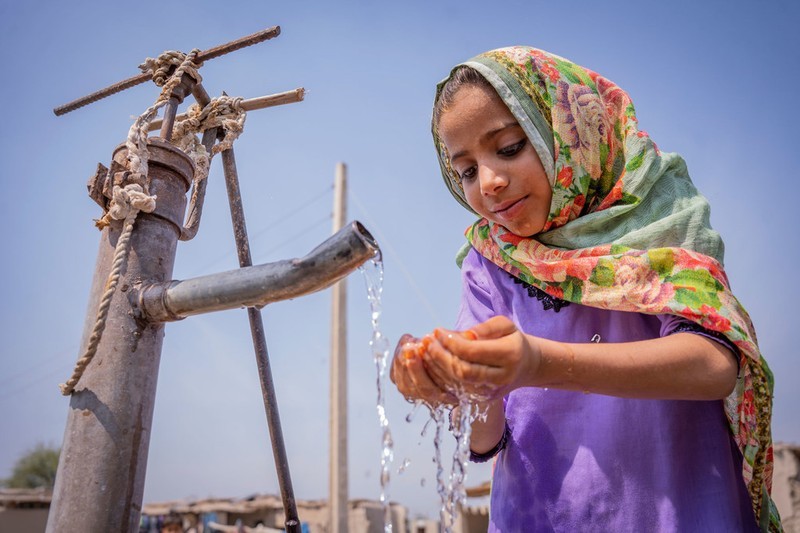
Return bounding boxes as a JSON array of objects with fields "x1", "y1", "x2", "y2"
[{"x1": 479, "y1": 166, "x2": 507, "y2": 196}]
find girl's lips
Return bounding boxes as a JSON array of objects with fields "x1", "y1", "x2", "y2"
[{"x1": 492, "y1": 196, "x2": 527, "y2": 221}]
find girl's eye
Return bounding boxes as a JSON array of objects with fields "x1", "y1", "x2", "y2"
[
  {"x1": 460, "y1": 166, "x2": 477, "y2": 181},
  {"x1": 498, "y1": 139, "x2": 526, "y2": 157}
]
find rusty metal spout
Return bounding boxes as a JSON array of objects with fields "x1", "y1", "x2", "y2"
[{"x1": 138, "y1": 221, "x2": 378, "y2": 322}]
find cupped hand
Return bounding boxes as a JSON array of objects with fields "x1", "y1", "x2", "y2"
[
  {"x1": 423, "y1": 315, "x2": 541, "y2": 401},
  {"x1": 390, "y1": 333, "x2": 458, "y2": 407}
]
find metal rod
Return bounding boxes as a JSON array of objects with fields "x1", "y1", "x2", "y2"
[
  {"x1": 53, "y1": 26, "x2": 281, "y2": 116},
  {"x1": 192, "y1": 83, "x2": 212, "y2": 108},
  {"x1": 220, "y1": 145, "x2": 300, "y2": 533},
  {"x1": 148, "y1": 88, "x2": 305, "y2": 132},
  {"x1": 159, "y1": 96, "x2": 181, "y2": 141}
]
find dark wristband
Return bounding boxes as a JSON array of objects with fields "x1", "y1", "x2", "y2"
[{"x1": 469, "y1": 421, "x2": 510, "y2": 463}]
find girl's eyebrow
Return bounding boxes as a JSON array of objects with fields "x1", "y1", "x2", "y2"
[{"x1": 450, "y1": 121, "x2": 521, "y2": 162}]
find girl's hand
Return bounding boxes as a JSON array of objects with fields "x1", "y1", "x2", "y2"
[
  {"x1": 423, "y1": 316, "x2": 541, "y2": 401},
  {"x1": 390, "y1": 333, "x2": 458, "y2": 407}
]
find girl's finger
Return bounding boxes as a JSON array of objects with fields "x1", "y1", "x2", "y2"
[
  {"x1": 434, "y1": 329, "x2": 506, "y2": 367},
  {"x1": 429, "y1": 332, "x2": 518, "y2": 388},
  {"x1": 391, "y1": 335, "x2": 416, "y2": 383},
  {"x1": 424, "y1": 336, "x2": 483, "y2": 385},
  {"x1": 406, "y1": 354, "x2": 457, "y2": 404},
  {"x1": 423, "y1": 339, "x2": 503, "y2": 400},
  {"x1": 469, "y1": 315, "x2": 518, "y2": 339}
]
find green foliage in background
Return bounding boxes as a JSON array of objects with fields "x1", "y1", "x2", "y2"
[{"x1": 2, "y1": 443, "x2": 60, "y2": 490}]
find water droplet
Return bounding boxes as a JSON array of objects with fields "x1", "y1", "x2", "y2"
[
  {"x1": 420, "y1": 417, "x2": 433, "y2": 437},
  {"x1": 397, "y1": 458, "x2": 411, "y2": 474},
  {"x1": 405, "y1": 400, "x2": 425, "y2": 423}
]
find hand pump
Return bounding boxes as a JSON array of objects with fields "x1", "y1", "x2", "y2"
[{"x1": 47, "y1": 26, "x2": 378, "y2": 533}]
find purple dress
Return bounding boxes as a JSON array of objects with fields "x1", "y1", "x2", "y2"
[{"x1": 455, "y1": 249, "x2": 758, "y2": 532}]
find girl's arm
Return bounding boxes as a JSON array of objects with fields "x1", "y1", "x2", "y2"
[
  {"x1": 391, "y1": 315, "x2": 737, "y2": 454},
  {"x1": 423, "y1": 316, "x2": 738, "y2": 402}
]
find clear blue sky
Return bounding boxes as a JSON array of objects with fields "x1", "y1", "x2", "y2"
[{"x1": 1, "y1": 0, "x2": 797, "y2": 520}]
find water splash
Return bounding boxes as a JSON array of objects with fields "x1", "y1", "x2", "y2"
[
  {"x1": 428, "y1": 397, "x2": 477, "y2": 533},
  {"x1": 360, "y1": 255, "x2": 393, "y2": 533}
]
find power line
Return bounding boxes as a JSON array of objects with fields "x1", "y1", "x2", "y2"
[
  {"x1": 248, "y1": 184, "x2": 333, "y2": 244},
  {"x1": 0, "y1": 361, "x2": 75, "y2": 401},
  {"x1": 351, "y1": 191, "x2": 443, "y2": 324},
  {"x1": 0, "y1": 346, "x2": 76, "y2": 389},
  {"x1": 185, "y1": 184, "x2": 333, "y2": 277},
  {"x1": 251, "y1": 213, "x2": 333, "y2": 264}
]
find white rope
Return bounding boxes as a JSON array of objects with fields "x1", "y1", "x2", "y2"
[
  {"x1": 172, "y1": 94, "x2": 247, "y2": 155},
  {"x1": 59, "y1": 209, "x2": 138, "y2": 395},
  {"x1": 59, "y1": 50, "x2": 202, "y2": 396},
  {"x1": 171, "y1": 94, "x2": 247, "y2": 238}
]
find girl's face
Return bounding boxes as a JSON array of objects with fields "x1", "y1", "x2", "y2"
[{"x1": 438, "y1": 85, "x2": 551, "y2": 237}]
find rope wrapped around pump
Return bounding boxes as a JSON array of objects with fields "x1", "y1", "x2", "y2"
[
  {"x1": 171, "y1": 94, "x2": 247, "y2": 239},
  {"x1": 173, "y1": 94, "x2": 247, "y2": 154},
  {"x1": 59, "y1": 50, "x2": 203, "y2": 396}
]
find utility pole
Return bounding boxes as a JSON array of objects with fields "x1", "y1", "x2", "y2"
[{"x1": 329, "y1": 162, "x2": 348, "y2": 533}]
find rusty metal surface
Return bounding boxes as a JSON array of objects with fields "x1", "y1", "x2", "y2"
[
  {"x1": 160, "y1": 73, "x2": 198, "y2": 141},
  {"x1": 47, "y1": 141, "x2": 192, "y2": 533},
  {"x1": 197, "y1": 25, "x2": 280, "y2": 62},
  {"x1": 110, "y1": 139, "x2": 194, "y2": 232},
  {"x1": 192, "y1": 82, "x2": 212, "y2": 108},
  {"x1": 53, "y1": 26, "x2": 280, "y2": 116},
  {"x1": 86, "y1": 163, "x2": 110, "y2": 209}
]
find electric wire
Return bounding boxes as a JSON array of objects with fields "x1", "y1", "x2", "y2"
[
  {"x1": 0, "y1": 362, "x2": 75, "y2": 401},
  {"x1": 185, "y1": 184, "x2": 332, "y2": 277},
  {"x1": 351, "y1": 191, "x2": 443, "y2": 324},
  {"x1": 0, "y1": 346, "x2": 76, "y2": 389},
  {"x1": 1, "y1": 185, "x2": 334, "y2": 404},
  {"x1": 250, "y1": 213, "x2": 333, "y2": 264}
]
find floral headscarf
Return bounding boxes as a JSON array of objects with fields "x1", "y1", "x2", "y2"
[{"x1": 433, "y1": 47, "x2": 780, "y2": 532}]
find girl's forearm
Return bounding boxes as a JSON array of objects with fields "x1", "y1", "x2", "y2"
[
  {"x1": 527, "y1": 333, "x2": 738, "y2": 400},
  {"x1": 467, "y1": 398, "x2": 506, "y2": 454}
]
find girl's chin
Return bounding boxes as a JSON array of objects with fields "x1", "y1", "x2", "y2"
[{"x1": 496, "y1": 222, "x2": 544, "y2": 238}]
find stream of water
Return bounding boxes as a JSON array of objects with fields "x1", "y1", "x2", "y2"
[
  {"x1": 361, "y1": 255, "x2": 486, "y2": 533},
  {"x1": 360, "y1": 255, "x2": 393, "y2": 532}
]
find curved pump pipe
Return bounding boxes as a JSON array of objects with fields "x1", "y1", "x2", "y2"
[{"x1": 138, "y1": 221, "x2": 379, "y2": 322}]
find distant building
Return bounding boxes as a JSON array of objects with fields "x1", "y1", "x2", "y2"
[
  {"x1": 6, "y1": 445, "x2": 799, "y2": 533},
  {"x1": 774, "y1": 443, "x2": 800, "y2": 532},
  {"x1": 0, "y1": 488, "x2": 50, "y2": 532},
  {"x1": 140, "y1": 494, "x2": 410, "y2": 533}
]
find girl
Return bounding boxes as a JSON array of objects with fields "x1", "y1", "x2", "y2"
[{"x1": 390, "y1": 47, "x2": 780, "y2": 532}]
